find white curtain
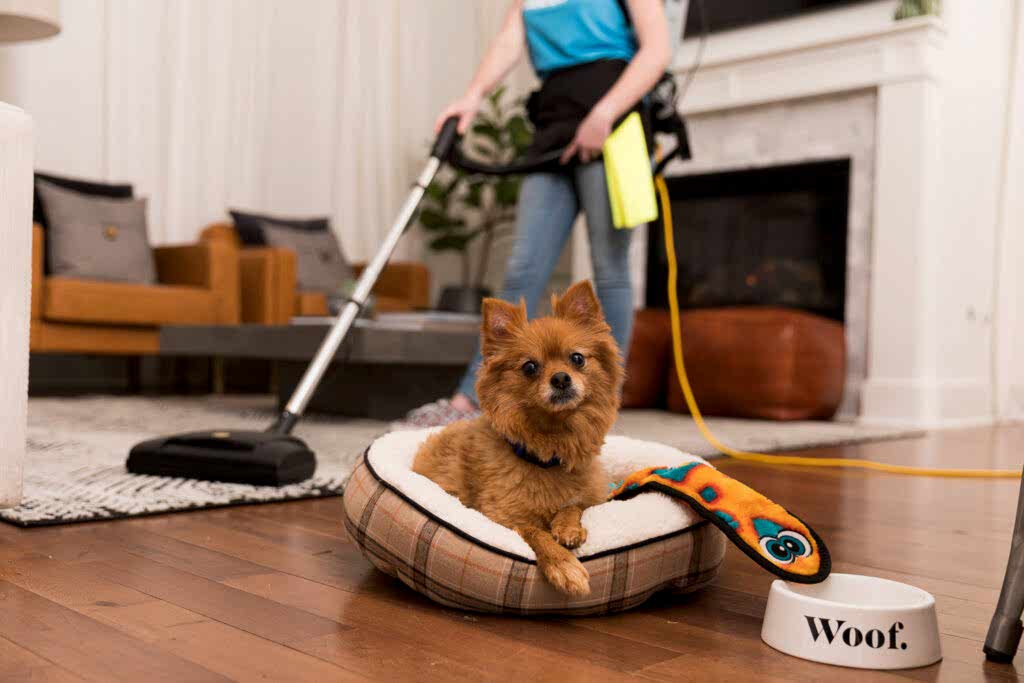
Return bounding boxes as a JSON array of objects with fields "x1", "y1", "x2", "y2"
[{"x1": 0, "y1": 0, "x2": 510, "y2": 261}]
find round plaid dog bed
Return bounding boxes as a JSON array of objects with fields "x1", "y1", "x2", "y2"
[{"x1": 343, "y1": 430, "x2": 727, "y2": 615}]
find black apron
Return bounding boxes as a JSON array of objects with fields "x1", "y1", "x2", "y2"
[{"x1": 524, "y1": 59, "x2": 652, "y2": 170}]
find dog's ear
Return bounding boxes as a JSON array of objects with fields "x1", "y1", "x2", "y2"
[
  {"x1": 553, "y1": 280, "x2": 603, "y2": 324},
  {"x1": 481, "y1": 297, "x2": 526, "y2": 354}
]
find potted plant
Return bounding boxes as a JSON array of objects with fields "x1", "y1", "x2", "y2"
[
  {"x1": 418, "y1": 87, "x2": 532, "y2": 314},
  {"x1": 895, "y1": 0, "x2": 940, "y2": 19}
]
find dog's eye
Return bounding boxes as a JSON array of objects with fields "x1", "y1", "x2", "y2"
[
  {"x1": 570, "y1": 352, "x2": 585, "y2": 368},
  {"x1": 522, "y1": 360, "x2": 539, "y2": 378}
]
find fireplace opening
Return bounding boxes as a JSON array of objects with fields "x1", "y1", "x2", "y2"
[{"x1": 646, "y1": 159, "x2": 850, "y2": 322}]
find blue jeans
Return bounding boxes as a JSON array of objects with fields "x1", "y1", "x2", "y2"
[{"x1": 456, "y1": 160, "x2": 634, "y2": 404}]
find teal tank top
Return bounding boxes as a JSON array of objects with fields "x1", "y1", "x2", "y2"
[{"x1": 522, "y1": 0, "x2": 638, "y2": 79}]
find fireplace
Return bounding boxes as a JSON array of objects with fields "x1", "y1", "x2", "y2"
[
  {"x1": 571, "y1": 6, "x2": 999, "y2": 424},
  {"x1": 646, "y1": 159, "x2": 850, "y2": 322}
]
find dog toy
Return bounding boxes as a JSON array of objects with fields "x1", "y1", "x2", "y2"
[{"x1": 611, "y1": 462, "x2": 830, "y2": 583}]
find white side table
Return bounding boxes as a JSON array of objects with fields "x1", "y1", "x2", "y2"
[{"x1": 0, "y1": 102, "x2": 32, "y2": 508}]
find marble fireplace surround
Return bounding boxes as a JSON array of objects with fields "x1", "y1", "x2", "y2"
[
  {"x1": 574, "y1": 4, "x2": 954, "y2": 424},
  {"x1": 655, "y1": 92, "x2": 875, "y2": 419}
]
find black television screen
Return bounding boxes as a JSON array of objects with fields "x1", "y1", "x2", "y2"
[{"x1": 684, "y1": 0, "x2": 870, "y2": 37}]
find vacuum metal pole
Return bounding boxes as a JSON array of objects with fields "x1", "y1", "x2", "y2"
[
  {"x1": 985, "y1": 467, "x2": 1024, "y2": 661},
  {"x1": 270, "y1": 119, "x2": 460, "y2": 434},
  {"x1": 270, "y1": 157, "x2": 440, "y2": 433}
]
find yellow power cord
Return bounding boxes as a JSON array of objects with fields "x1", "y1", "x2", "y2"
[{"x1": 655, "y1": 175, "x2": 1020, "y2": 479}]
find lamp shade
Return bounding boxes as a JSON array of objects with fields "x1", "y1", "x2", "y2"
[{"x1": 0, "y1": 0, "x2": 58, "y2": 43}]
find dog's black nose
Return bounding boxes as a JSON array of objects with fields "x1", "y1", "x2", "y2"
[{"x1": 550, "y1": 372, "x2": 572, "y2": 391}]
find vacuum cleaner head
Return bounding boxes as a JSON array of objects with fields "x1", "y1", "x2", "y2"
[{"x1": 127, "y1": 430, "x2": 316, "y2": 486}]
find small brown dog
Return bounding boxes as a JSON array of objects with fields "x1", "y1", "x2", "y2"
[{"x1": 412, "y1": 280, "x2": 622, "y2": 596}]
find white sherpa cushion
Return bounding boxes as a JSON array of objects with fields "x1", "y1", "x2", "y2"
[{"x1": 367, "y1": 429, "x2": 710, "y2": 560}]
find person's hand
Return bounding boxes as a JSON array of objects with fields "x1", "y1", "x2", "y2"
[
  {"x1": 560, "y1": 106, "x2": 615, "y2": 164},
  {"x1": 434, "y1": 91, "x2": 484, "y2": 135}
]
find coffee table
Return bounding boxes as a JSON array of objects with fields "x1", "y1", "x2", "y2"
[{"x1": 159, "y1": 317, "x2": 479, "y2": 420}]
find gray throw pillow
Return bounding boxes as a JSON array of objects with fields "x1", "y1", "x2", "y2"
[
  {"x1": 260, "y1": 219, "x2": 354, "y2": 294},
  {"x1": 35, "y1": 180, "x2": 156, "y2": 284}
]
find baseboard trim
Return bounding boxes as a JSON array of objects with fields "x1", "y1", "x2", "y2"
[
  {"x1": 0, "y1": 482, "x2": 23, "y2": 509},
  {"x1": 860, "y1": 376, "x2": 994, "y2": 427},
  {"x1": 1005, "y1": 383, "x2": 1024, "y2": 420}
]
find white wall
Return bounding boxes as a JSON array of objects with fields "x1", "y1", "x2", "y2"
[
  {"x1": 0, "y1": 0, "x2": 508, "y2": 261},
  {"x1": 995, "y1": 1, "x2": 1024, "y2": 421},
  {"x1": 924, "y1": 0, "x2": 1016, "y2": 424}
]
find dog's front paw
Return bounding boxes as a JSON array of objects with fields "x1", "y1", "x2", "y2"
[
  {"x1": 540, "y1": 554, "x2": 590, "y2": 597},
  {"x1": 551, "y1": 522, "x2": 588, "y2": 549}
]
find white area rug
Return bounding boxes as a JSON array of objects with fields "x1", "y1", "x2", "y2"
[
  {"x1": 2, "y1": 396, "x2": 921, "y2": 527},
  {"x1": 6, "y1": 396, "x2": 383, "y2": 527},
  {"x1": 612, "y1": 410, "x2": 922, "y2": 458}
]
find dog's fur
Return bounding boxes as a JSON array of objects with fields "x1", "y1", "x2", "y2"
[{"x1": 412, "y1": 281, "x2": 623, "y2": 595}]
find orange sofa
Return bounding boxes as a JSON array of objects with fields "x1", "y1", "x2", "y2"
[
  {"x1": 200, "y1": 222, "x2": 431, "y2": 321},
  {"x1": 30, "y1": 224, "x2": 240, "y2": 355}
]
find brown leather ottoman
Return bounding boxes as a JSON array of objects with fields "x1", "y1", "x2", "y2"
[
  {"x1": 622, "y1": 308, "x2": 674, "y2": 408},
  {"x1": 622, "y1": 307, "x2": 845, "y2": 420}
]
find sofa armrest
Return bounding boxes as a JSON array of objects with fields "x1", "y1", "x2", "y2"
[
  {"x1": 353, "y1": 261, "x2": 431, "y2": 311},
  {"x1": 197, "y1": 221, "x2": 297, "y2": 324},
  {"x1": 154, "y1": 240, "x2": 240, "y2": 324},
  {"x1": 239, "y1": 247, "x2": 297, "y2": 324},
  {"x1": 200, "y1": 222, "x2": 240, "y2": 246},
  {"x1": 31, "y1": 223, "x2": 43, "y2": 321}
]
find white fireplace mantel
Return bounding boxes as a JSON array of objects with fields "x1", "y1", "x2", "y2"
[
  {"x1": 574, "y1": 0, "x2": 1015, "y2": 427},
  {"x1": 672, "y1": 5, "x2": 944, "y2": 116},
  {"x1": 671, "y1": 4, "x2": 957, "y2": 427}
]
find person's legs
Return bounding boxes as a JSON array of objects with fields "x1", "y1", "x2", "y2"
[
  {"x1": 574, "y1": 160, "x2": 634, "y2": 361},
  {"x1": 452, "y1": 171, "x2": 580, "y2": 404}
]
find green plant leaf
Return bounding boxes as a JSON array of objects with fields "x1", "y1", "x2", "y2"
[
  {"x1": 472, "y1": 121, "x2": 502, "y2": 142},
  {"x1": 473, "y1": 110, "x2": 499, "y2": 130},
  {"x1": 507, "y1": 115, "x2": 533, "y2": 151},
  {"x1": 419, "y1": 208, "x2": 463, "y2": 231},
  {"x1": 489, "y1": 85, "x2": 506, "y2": 108},
  {"x1": 424, "y1": 182, "x2": 449, "y2": 203},
  {"x1": 495, "y1": 177, "x2": 520, "y2": 206},
  {"x1": 418, "y1": 208, "x2": 446, "y2": 229},
  {"x1": 429, "y1": 233, "x2": 476, "y2": 251},
  {"x1": 464, "y1": 182, "x2": 484, "y2": 209},
  {"x1": 894, "y1": 0, "x2": 939, "y2": 19}
]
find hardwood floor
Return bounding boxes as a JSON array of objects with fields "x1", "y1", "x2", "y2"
[{"x1": 2, "y1": 423, "x2": 1024, "y2": 681}]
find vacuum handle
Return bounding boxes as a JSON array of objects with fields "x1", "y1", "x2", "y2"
[
  {"x1": 431, "y1": 116, "x2": 462, "y2": 161},
  {"x1": 273, "y1": 153, "x2": 445, "y2": 432}
]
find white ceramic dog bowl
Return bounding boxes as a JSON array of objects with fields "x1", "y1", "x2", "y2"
[{"x1": 761, "y1": 573, "x2": 941, "y2": 670}]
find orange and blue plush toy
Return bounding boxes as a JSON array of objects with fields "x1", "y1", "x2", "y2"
[{"x1": 610, "y1": 462, "x2": 830, "y2": 583}]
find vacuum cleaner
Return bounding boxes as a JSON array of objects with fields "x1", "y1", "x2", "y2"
[
  {"x1": 128, "y1": 0, "x2": 699, "y2": 488},
  {"x1": 127, "y1": 119, "x2": 465, "y2": 486},
  {"x1": 127, "y1": 93, "x2": 692, "y2": 488}
]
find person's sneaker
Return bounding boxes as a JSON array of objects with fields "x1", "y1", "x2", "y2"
[{"x1": 389, "y1": 398, "x2": 481, "y2": 431}]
